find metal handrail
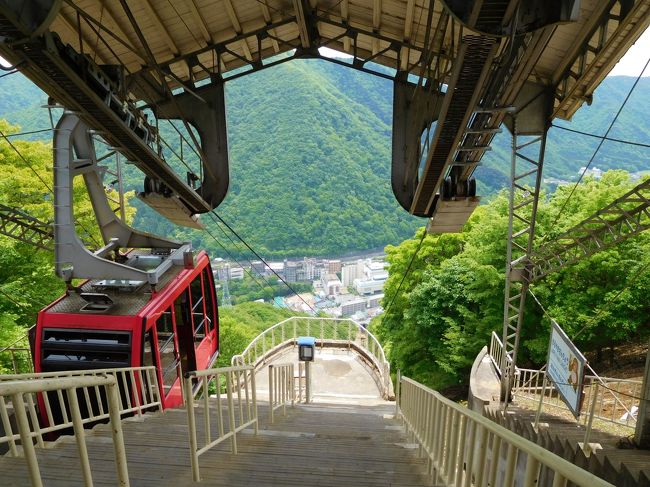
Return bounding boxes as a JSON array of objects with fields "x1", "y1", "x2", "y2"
[
  {"x1": 514, "y1": 368, "x2": 642, "y2": 428},
  {"x1": 0, "y1": 366, "x2": 162, "y2": 429},
  {"x1": 185, "y1": 365, "x2": 258, "y2": 482},
  {"x1": 268, "y1": 363, "x2": 294, "y2": 423},
  {"x1": 231, "y1": 317, "x2": 393, "y2": 398},
  {"x1": 397, "y1": 374, "x2": 614, "y2": 487},
  {"x1": 0, "y1": 375, "x2": 130, "y2": 487}
]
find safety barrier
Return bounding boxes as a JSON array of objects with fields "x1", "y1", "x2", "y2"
[
  {"x1": 0, "y1": 374, "x2": 130, "y2": 487},
  {"x1": 0, "y1": 333, "x2": 33, "y2": 374},
  {"x1": 0, "y1": 366, "x2": 162, "y2": 421},
  {"x1": 268, "y1": 363, "x2": 295, "y2": 423},
  {"x1": 231, "y1": 317, "x2": 392, "y2": 398},
  {"x1": 514, "y1": 368, "x2": 641, "y2": 429},
  {"x1": 397, "y1": 374, "x2": 614, "y2": 487},
  {"x1": 185, "y1": 365, "x2": 258, "y2": 482}
]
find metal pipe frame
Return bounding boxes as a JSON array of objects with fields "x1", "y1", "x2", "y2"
[
  {"x1": 184, "y1": 365, "x2": 258, "y2": 482},
  {"x1": 0, "y1": 374, "x2": 131, "y2": 487},
  {"x1": 268, "y1": 363, "x2": 295, "y2": 423}
]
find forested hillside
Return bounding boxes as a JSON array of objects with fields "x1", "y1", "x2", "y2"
[
  {"x1": 1, "y1": 59, "x2": 648, "y2": 258},
  {"x1": 373, "y1": 171, "x2": 650, "y2": 390}
]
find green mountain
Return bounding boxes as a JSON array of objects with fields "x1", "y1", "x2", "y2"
[{"x1": 1, "y1": 60, "x2": 648, "y2": 259}]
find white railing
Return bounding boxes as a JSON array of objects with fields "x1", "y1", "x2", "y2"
[
  {"x1": 185, "y1": 365, "x2": 258, "y2": 482},
  {"x1": 231, "y1": 317, "x2": 393, "y2": 398},
  {"x1": 489, "y1": 331, "x2": 510, "y2": 374},
  {"x1": 0, "y1": 375, "x2": 130, "y2": 487},
  {"x1": 397, "y1": 374, "x2": 614, "y2": 487},
  {"x1": 0, "y1": 366, "x2": 163, "y2": 422},
  {"x1": 0, "y1": 333, "x2": 33, "y2": 374},
  {"x1": 514, "y1": 368, "x2": 642, "y2": 429},
  {"x1": 268, "y1": 363, "x2": 295, "y2": 423}
]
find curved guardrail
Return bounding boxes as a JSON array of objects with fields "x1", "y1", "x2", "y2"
[{"x1": 231, "y1": 317, "x2": 393, "y2": 399}]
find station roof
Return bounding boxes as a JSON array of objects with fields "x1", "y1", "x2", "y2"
[{"x1": 48, "y1": 0, "x2": 649, "y2": 120}]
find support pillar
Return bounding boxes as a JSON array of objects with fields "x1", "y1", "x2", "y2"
[{"x1": 500, "y1": 85, "x2": 553, "y2": 402}]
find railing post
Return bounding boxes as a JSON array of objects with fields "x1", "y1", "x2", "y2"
[
  {"x1": 106, "y1": 379, "x2": 130, "y2": 487},
  {"x1": 226, "y1": 371, "x2": 238, "y2": 454},
  {"x1": 185, "y1": 374, "x2": 200, "y2": 482},
  {"x1": 395, "y1": 369, "x2": 401, "y2": 417},
  {"x1": 67, "y1": 387, "x2": 94, "y2": 487},
  {"x1": 305, "y1": 360, "x2": 312, "y2": 404},
  {"x1": 581, "y1": 382, "x2": 599, "y2": 456},
  {"x1": 250, "y1": 368, "x2": 259, "y2": 435},
  {"x1": 269, "y1": 364, "x2": 275, "y2": 424},
  {"x1": 12, "y1": 393, "x2": 43, "y2": 487},
  {"x1": 533, "y1": 375, "x2": 548, "y2": 431}
]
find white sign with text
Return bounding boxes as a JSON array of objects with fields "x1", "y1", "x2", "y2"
[{"x1": 546, "y1": 320, "x2": 587, "y2": 418}]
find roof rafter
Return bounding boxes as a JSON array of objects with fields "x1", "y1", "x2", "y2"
[
  {"x1": 258, "y1": 1, "x2": 280, "y2": 52},
  {"x1": 372, "y1": 0, "x2": 381, "y2": 55},
  {"x1": 401, "y1": 0, "x2": 416, "y2": 70},
  {"x1": 223, "y1": 0, "x2": 254, "y2": 61},
  {"x1": 58, "y1": 9, "x2": 108, "y2": 64}
]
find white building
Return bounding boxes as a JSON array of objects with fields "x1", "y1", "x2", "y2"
[
  {"x1": 353, "y1": 260, "x2": 388, "y2": 295},
  {"x1": 341, "y1": 298, "x2": 367, "y2": 316},
  {"x1": 321, "y1": 273, "x2": 342, "y2": 296},
  {"x1": 367, "y1": 293, "x2": 384, "y2": 308},
  {"x1": 229, "y1": 266, "x2": 244, "y2": 280}
]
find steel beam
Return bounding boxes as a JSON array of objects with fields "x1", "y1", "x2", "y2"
[
  {"x1": 0, "y1": 205, "x2": 53, "y2": 251},
  {"x1": 528, "y1": 178, "x2": 650, "y2": 282},
  {"x1": 500, "y1": 109, "x2": 551, "y2": 402}
]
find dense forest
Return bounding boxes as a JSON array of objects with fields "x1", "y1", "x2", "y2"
[
  {"x1": 1, "y1": 60, "x2": 649, "y2": 259},
  {"x1": 372, "y1": 171, "x2": 650, "y2": 390}
]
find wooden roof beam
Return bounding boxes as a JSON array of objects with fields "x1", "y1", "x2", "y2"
[
  {"x1": 341, "y1": 0, "x2": 350, "y2": 51},
  {"x1": 185, "y1": 0, "x2": 212, "y2": 45},
  {"x1": 58, "y1": 10, "x2": 108, "y2": 65},
  {"x1": 141, "y1": 0, "x2": 179, "y2": 56},
  {"x1": 293, "y1": 0, "x2": 311, "y2": 49},
  {"x1": 223, "y1": 0, "x2": 254, "y2": 62},
  {"x1": 258, "y1": 1, "x2": 280, "y2": 53},
  {"x1": 372, "y1": 0, "x2": 382, "y2": 55},
  {"x1": 401, "y1": 0, "x2": 416, "y2": 70}
]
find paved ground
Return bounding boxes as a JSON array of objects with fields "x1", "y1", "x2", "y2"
[{"x1": 255, "y1": 347, "x2": 386, "y2": 405}]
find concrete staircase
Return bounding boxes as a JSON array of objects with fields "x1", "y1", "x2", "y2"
[
  {"x1": 0, "y1": 401, "x2": 432, "y2": 486},
  {"x1": 484, "y1": 404, "x2": 650, "y2": 487}
]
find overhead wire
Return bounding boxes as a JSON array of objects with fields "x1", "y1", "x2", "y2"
[
  {"x1": 552, "y1": 54, "x2": 650, "y2": 225},
  {"x1": 207, "y1": 213, "x2": 279, "y2": 291},
  {"x1": 551, "y1": 124, "x2": 650, "y2": 149},
  {"x1": 383, "y1": 230, "x2": 427, "y2": 315},
  {"x1": 209, "y1": 212, "x2": 317, "y2": 313}
]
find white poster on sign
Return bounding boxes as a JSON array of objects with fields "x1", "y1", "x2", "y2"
[{"x1": 546, "y1": 320, "x2": 587, "y2": 418}]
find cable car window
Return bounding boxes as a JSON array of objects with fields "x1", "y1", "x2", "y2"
[
  {"x1": 142, "y1": 330, "x2": 155, "y2": 368},
  {"x1": 173, "y1": 290, "x2": 194, "y2": 372},
  {"x1": 155, "y1": 308, "x2": 178, "y2": 394},
  {"x1": 202, "y1": 268, "x2": 216, "y2": 336},
  {"x1": 190, "y1": 273, "x2": 206, "y2": 344}
]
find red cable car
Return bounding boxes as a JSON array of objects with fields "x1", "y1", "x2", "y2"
[{"x1": 34, "y1": 250, "x2": 219, "y2": 410}]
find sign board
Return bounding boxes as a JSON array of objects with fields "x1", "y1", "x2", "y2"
[{"x1": 546, "y1": 320, "x2": 587, "y2": 418}]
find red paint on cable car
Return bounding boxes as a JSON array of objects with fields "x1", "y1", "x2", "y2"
[{"x1": 35, "y1": 250, "x2": 219, "y2": 410}]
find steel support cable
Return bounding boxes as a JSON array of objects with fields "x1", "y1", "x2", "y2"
[
  {"x1": 201, "y1": 225, "x2": 272, "y2": 294},
  {"x1": 206, "y1": 213, "x2": 279, "y2": 292},
  {"x1": 553, "y1": 55, "x2": 650, "y2": 225},
  {"x1": 383, "y1": 229, "x2": 427, "y2": 315},
  {"x1": 209, "y1": 212, "x2": 317, "y2": 313},
  {"x1": 551, "y1": 124, "x2": 650, "y2": 149}
]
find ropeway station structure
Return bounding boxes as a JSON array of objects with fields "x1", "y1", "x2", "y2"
[{"x1": 1, "y1": 0, "x2": 650, "y2": 486}]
